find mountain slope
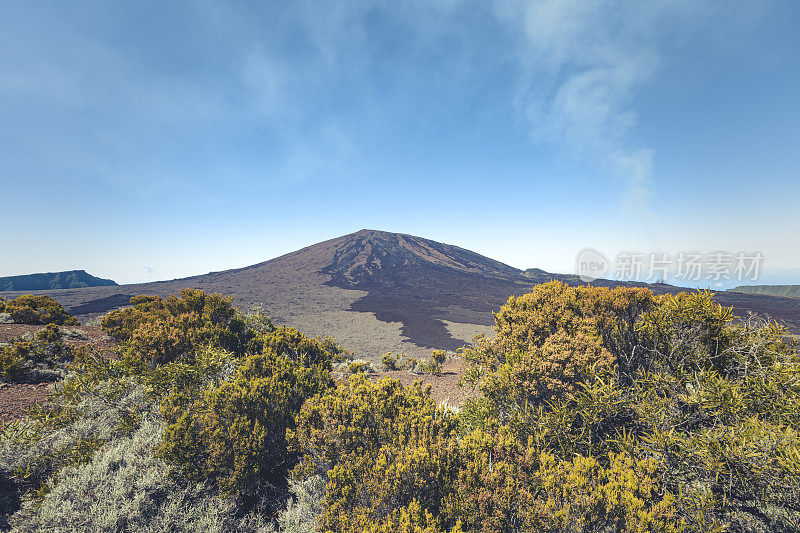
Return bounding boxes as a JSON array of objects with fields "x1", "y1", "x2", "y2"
[
  {"x1": 728, "y1": 285, "x2": 800, "y2": 299},
  {"x1": 1, "y1": 230, "x2": 798, "y2": 359},
  {"x1": 0, "y1": 270, "x2": 117, "y2": 291}
]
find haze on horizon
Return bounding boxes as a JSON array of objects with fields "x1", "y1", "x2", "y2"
[{"x1": 2, "y1": 1, "x2": 799, "y2": 288}]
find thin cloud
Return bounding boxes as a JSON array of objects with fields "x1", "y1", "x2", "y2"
[
  {"x1": 493, "y1": 0, "x2": 765, "y2": 222},
  {"x1": 495, "y1": 0, "x2": 663, "y2": 218}
]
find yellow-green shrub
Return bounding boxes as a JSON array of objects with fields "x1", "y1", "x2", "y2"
[
  {"x1": 458, "y1": 282, "x2": 800, "y2": 530},
  {"x1": 348, "y1": 500, "x2": 463, "y2": 533},
  {"x1": 417, "y1": 350, "x2": 447, "y2": 376},
  {"x1": 347, "y1": 359, "x2": 373, "y2": 373},
  {"x1": 100, "y1": 295, "x2": 163, "y2": 341},
  {"x1": 381, "y1": 353, "x2": 399, "y2": 371},
  {"x1": 0, "y1": 324, "x2": 69, "y2": 380},
  {"x1": 159, "y1": 347, "x2": 333, "y2": 495},
  {"x1": 448, "y1": 426, "x2": 538, "y2": 532},
  {"x1": 639, "y1": 291, "x2": 745, "y2": 378},
  {"x1": 480, "y1": 329, "x2": 614, "y2": 413},
  {"x1": 258, "y1": 325, "x2": 348, "y2": 368},
  {"x1": 102, "y1": 289, "x2": 254, "y2": 368},
  {"x1": 526, "y1": 451, "x2": 683, "y2": 532},
  {"x1": 450, "y1": 427, "x2": 683, "y2": 532},
  {"x1": 290, "y1": 375, "x2": 461, "y2": 531},
  {"x1": 4, "y1": 295, "x2": 78, "y2": 325}
]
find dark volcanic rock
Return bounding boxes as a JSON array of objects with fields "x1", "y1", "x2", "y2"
[
  {"x1": 322, "y1": 230, "x2": 523, "y2": 286},
  {"x1": 321, "y1": 230, "x2": 534, "y2": 349}
]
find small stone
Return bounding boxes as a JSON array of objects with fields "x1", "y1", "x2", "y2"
[{"x1": 62, "y1": 329, "x2": 88, "y2": 340}]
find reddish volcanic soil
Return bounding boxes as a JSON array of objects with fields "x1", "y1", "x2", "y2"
[
  {"x1": 372, "y1": 357, "x2": 474, "y2": 408},
  {"x1": 0, "y1": 324, "x2": 117, "y2": 423},
  {"x1": 0, "y1": 382, "x2": 50, "y2": 422},
  {"x1": 0, "y1": 324, "x2": 116, "y2": 350}
]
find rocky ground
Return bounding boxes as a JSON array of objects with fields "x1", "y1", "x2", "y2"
[{"x1": 372, "y1": 356, "x2": 474, "y2": 408}]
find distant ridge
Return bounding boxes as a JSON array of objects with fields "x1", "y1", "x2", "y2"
[
  {"x1": 1, "y1": 230, "x2": 799, "y2": 358},
  {"x1": 0, "y1": 270, "x2": 117, "y2": 291},
  {"x1": 728, "y1": 285, "x2": 800, "y2": 299}
]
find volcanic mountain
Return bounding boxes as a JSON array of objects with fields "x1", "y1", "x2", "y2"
[{"x1": 2, "y1": 229, "x2": 799, "y2": 359}]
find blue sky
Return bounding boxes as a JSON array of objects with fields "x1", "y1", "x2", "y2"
[{"x1": 1, "y1": 1, "x2": 799, "y2": 287}]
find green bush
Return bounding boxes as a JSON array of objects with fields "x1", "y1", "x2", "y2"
[
  {"x1": 347, "y1": 359, "x2": 374, "y2": 374},
  {"x1": 0, "y1": 324, "x2": 70, "y2": 381},
  {"x1": 258, "y1": 325, "x2": 348, "y2": 367},
  {"x1": 416, "y1": 349, "x2": 447, "y2": 376},
  {"x1": 381, "y1": 353, "x2": 399, "y2": 371},
  {"x1": 462, "y1": 282, "x2": 617, "y2": 417},
  {"x1": 100, "y1": 295, "x2": 164, "y2": 341},
  {"x1": 159, "y1": 347, "x2": 333, "y2": 495},
  {"x1": 101, "y1": 289, "x2": 255, "y2": 368},
  {"x1": 458, "y1": 282, "x2": 800, "y2": 531},
  {"x1": 3, "y1": 295, "x2": 78, "y2": 326},
  {"x1": 290, "y1": 375, "x2": 460, "y2": 532},
  {"x1": 638, "y1": 290, "x2": 741, "y2": 378},
  {"x1": 400, "y1": 356, "x2": 418, "y2": 372},
  {"x1": 451, "y1": 426, "x2": 683, "y2": 532}
]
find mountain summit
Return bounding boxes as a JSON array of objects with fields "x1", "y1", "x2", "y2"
[
  {"x1": 322, "y1": 229, "x2": 524, "y2": 285},
  {"x1": 2, "y1": 229, "x2": 798, "y2": 359}
]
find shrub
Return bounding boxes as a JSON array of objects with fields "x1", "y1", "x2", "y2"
[
  {"x1": 401, "y1": 356, "x2": 419, "y2": 372},
  {"x1": 259, "y1": 326, "x2": 347, "y2": 368},
  {"x1": 347, "y1": 359, "x2": 374, "y2": 374},
  {"x1": 462, "y1": 283, "x2": 617, "y2": 420},
  {"x1": 447, "y1": 426, "x2": 537, "y2": 532},
  {"x1": 0, "y1": 325, "x2": 70, "y2": 381},
  {"x1": 459, "y1": 282, "x2": 800, "y2": 530},
  {"x1": 638, "y1": 290, "x2": 741, "y2": 378},
  {"x1": 450, "y1": 428, "x2": 683, "y2": 532},
  {"x1": 467, "y1": 281, "x2": 655, "y2": 382},
  {"x1": 0, "y1": 374, "x2": 148, "y2": 522},
  {"x1": 159, "y1": 347, "x2": 333, "y2": 495},
  {"x1": 525, "y1": 451, "x2": 683, "y2": 532},
  {"x1": 102, "y1": 289, "x2": 255, "y2": 368},
  {"x1": 100, "y1": 295, "x2": 164, "y2": 342},
  {"x1": 4, "y1": 295, "x2": 78, "y2": 326},
  {"x1": 417, "y1": 350, "x2": 447, "y2": 376},
  {"x1": 478, "y1": 329, "x2": 614, "y2": 415},
  {"x1": 12, "y1": 416, "x2": 273, "y2": 533},
  {"x1": 276, "y1": 475, "x2": 327, "y2": 533},
  {"x1": 290, "y1": 375, "x2": 460, "y2": 532},
  {"x1": 381, "y1": 353, "x2": 399, "y2": 371},
  {"x1": 347, "y1": 500, "x2": 462, "y2": 533}
]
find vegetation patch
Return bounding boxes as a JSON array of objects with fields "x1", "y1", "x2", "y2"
[
  {"x1": 0, "y1": 325, "x2": 71, "y2": 382},
  {"x1": 2, "y1": 295, "x2": 79, "y2": 326},
  {"x1": 2, "y1": 283, "x2": 799, "y2": 532}
]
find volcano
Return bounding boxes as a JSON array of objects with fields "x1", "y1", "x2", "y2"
[{"x1": 3, "y1": 229, "x2": 799, "y2": 360}]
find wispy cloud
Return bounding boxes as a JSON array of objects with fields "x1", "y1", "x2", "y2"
[{"x1": 493, "y1": 0, "x2": 667, "y2": 218}]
